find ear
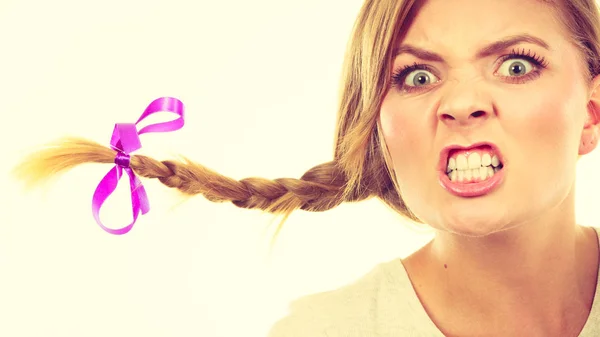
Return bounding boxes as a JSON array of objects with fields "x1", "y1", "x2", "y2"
[{"x1": 579, "y1": 75, "x2": 600, "y2": 155}]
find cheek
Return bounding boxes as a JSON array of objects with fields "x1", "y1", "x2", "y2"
[
  {"x1": 497, "y1": 78, "x2": 587, "y2": 209},
  {"x1": 510, "y1": 100, "x2": 570, "y2": 146},
  {"x1": 501, "y1": 82, "x2": 585, "y2": 164},
  {"x1": 379, "y1": 97, "x2": 432, "y2": 168}
]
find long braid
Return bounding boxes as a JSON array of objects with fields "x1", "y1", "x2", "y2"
[{"x1": 16, "y1": 137, "x2": 354, "y2": 216}]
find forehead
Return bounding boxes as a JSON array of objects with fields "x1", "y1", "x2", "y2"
[{"x1": 401, "y1": 0, "x2": 569, "y2": 55}]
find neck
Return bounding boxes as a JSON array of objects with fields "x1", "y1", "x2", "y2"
[
  {"x1": 433, "y1": 213, "x2": 583, "y2": 291},
  {"x1": 404, "y1": 194, "x2": 599, "y2": 334}
]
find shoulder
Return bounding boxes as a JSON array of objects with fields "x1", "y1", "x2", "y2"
[{"x1": 267, "y1": 259, "x2": 406, "y2": 337}]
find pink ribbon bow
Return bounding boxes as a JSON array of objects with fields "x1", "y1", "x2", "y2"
[{"x1": 91, "y1": 97, "x2": 185, "y2": 234}]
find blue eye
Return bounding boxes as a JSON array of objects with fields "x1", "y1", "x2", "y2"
[
  {"x1": 391, "y1": 63, "x2": 439, "y2": 92},
  {"x1": 404, "y1": 70, "x2": 439, "y2": 87},
  {"x1": 497, "y1": 58, "x2": 534, "y2": 77}
]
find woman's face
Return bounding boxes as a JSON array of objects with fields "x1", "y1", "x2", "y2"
[{"x1": 380, "y1": 0, "x2": 594, "y2": 236}]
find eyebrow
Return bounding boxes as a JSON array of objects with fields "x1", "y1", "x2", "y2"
[{"x1": 392, "y1": 34, "x2": 551, "y2": 62}]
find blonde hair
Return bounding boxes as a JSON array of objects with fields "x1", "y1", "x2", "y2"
[{"x1": 14, "y1": 0, "x2": 600, "y2": 242}]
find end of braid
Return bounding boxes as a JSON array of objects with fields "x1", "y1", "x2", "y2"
[{"x1": 13, "y1": 137, "x2": 116, "y2": 190}]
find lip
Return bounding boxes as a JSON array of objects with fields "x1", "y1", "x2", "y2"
[{"x1": 437, "y1": 142, "x2": 506, "y2": 198}]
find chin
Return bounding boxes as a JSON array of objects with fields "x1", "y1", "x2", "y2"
[{"x1": 430, "y1": 207, "x2": 510, "y2": 237}]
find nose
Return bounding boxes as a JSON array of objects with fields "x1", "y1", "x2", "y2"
[{"x1": 437, "y1": 79, "x2": 494, "y2": 128}]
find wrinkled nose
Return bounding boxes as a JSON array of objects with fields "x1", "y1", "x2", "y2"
[{"x1": 437, "y1": 79, "x2": 494, "y2": 128}]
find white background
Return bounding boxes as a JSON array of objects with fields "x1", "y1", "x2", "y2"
[{"x1": 2, "y1": 1, "x2": 600, "y2": 336}]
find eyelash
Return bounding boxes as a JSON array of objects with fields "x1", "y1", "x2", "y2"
[{"x1": 391, "y1": 48, "x2": 549, "y2": 93}]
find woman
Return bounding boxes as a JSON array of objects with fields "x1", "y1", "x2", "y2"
[
  {"x1": 16, "y1": 0, "x2": 600, "y2": 335},
  {"x1": 267, "y1": 0, "x2": 600, "y2": 335}
]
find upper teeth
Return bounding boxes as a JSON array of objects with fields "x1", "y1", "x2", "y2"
[{"x1": 447, "y1": 152, "x2": 501, "y2": 172}]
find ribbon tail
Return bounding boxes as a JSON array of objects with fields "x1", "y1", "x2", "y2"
[
  {"x1": 91, "y1": 166, "x2": 139, "y2": 235},
  {"x1": 128, "y1": 168, "x2": 150, "y2": 216},
  {"x1": 92, "y1": 167, "x2": 122, "y2": 233}
]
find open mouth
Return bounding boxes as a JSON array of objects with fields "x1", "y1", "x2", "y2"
[
  {"x1": 445, "y1": 145, "x2": 504, "y2": 183},
  {"x1": 438, "y1": 142, "x2": 506, "y2": 197}
]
